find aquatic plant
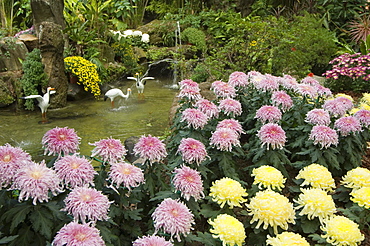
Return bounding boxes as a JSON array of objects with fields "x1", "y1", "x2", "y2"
[{"x1": 1, "y1": 71, "x2": 370, "y2": 245}]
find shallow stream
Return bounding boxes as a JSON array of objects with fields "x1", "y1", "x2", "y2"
[{"x1": 0, "y1": 77, "x2": 178, "y2": 161}]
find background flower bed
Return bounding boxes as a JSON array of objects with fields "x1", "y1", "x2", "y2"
[{"x1": 1, "y1": 71, "x2": 370, "y2": 245}]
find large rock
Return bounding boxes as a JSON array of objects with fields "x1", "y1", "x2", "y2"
[
  {"x1": 0, "y1": 38, "x2": 28, "y2": 72},
  {"x1": 0, "y1": 71, "x2": 23, "y2": 108}
]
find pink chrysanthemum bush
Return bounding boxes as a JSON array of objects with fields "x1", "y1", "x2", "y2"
[{"x1": 2, "y1": 70, "x2": 370, "y2": 245}]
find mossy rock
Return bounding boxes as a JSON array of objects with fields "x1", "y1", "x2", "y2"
[{"x1": 0, "y1": 71, "x2": 22, "y2": 107}]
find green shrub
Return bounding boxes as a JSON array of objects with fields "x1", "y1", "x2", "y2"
[
  {"x1": 181, "y1": 27, "x2": 207, "y2": 53},
  {"x1": 271, "y1": 13, "x2": 338, "y2": 78},
  {"x1": 20, "y1": 48, "x2": 48, "y2": 110},
  {"x1": 190, "y1": 63, "x2": 209, "y2": 82}
]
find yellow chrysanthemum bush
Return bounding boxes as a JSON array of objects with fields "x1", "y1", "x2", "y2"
[{"x1": 64, "y1": 56, "x2": 102, "y2": 98}]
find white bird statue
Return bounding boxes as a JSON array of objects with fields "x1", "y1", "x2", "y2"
[
  {"x1": 127, "y1": 72, "x2": 155, "y2": 99},
  {"x1": 104, "y1": 88, "x2": 132, "y2": 108},
  {"x1": 20, "y1": 87, "x2": 56, "y2": 123}
]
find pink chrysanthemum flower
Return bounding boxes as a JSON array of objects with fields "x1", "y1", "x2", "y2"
[
  {"x1": 216, "y1": 119, "x2": 245, "y2": 136},
  {"x1": 42, "y1": 127, "x2": 80, "y2": 157},
  {"x1": 152, "y1": 198, "x2": 194, "y2": 242},
  {"x1": 53, "y1": 222, "x2": 105, "y2": 246},
  {"x1": 335, "y1": 96, "x2": 354, "y2": 110},
  {"x1": 257, "y1": 123, "x2": 286, "y2": 150},
  {"x1": 177, "y1": 87, "x2": 202, "y2": 101},
  {"x1": 11, "y1": 161, "x2": 63, "y2": 205},
  {"x1": 271, "y1": 90, "x2": 293, "y2": 112},
  {"x1": 54, "y1": 154, "x2": 97, "y2": 189},
  {"x1": 323, "y1": 98, "x2": 350, "y2": 117},
  {"x1": 279, "y1": 74, "x2": 298, "y2": 90},
  {"x1": 133, "y1": 135, "x2": 167, "y2": 163},
  {"x1": 62, "y1": 186, "x2": 111, "y2": 223},
  {"x1": 296, "y1": 83, "x2": 318, "y2": 98},
  {"x1": 305, "y1": 109, "x2": 331, "y2": 126},
  {"x1": 253, "y1": 74, "x2": 279, "y2": 92},
  {"x1": 179, "y1": 79, "x2": 199, "y2": 90},
  {"x1": 309, "y1": 125, "x2": 338, "y2": 149},
  {"x1": 301, "y1": 76, "x2": 320, "y2": 86},
  {"x1": 133, "y1": 235, "x2": 174, "y2": 246},
  {"x1": 218, "y1": 98, "x2": 242, "y2": 117},
  {"x1": 0, "y1": 143, "x2": 32, "y2": 189},
  {"x1": 173, "y1": 165, "x2": 204, "y2": 201},
  {"x1": 177, "y1": 138, "x2": 209, "y2": 165},
  {"x1": 210, "y1": 128, "x2": 241, "y2": 152},
  {"x1": 90, "y1": 137, "x2": 127, "y2": 164},
  {"x1": 255, "y1": 105, "x2": 282, "y2": 123},
  {"x1": 211, "y1": 80, "x2": 236, "y2": 98},
  {"x1": 315, "y1": 84, "x2": 332, "y2": 97},
  {"x1": 181, "y1": 108, "x2": 208, "y2": 129},
  {"x1": 334, "y1": 116, "x2": 362, "y2": 136},
  {"x1": 354, "y1": 109, "x2": 370, "y2": 128},
  {"x1": 228, "y1": 71, "x2": 249, "y2": 88},
  {"x1": 107, "y1": 161, "x2": 144, "y2": 191},
  {"x1": 195, "y1": 99, "x2": 219, "y2": 119}
]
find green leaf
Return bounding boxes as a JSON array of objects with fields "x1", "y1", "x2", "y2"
[
  {"x1": 300, "y1": 216, "x2": 320, "y2": 234},
  {"x1": 29, "y1": 206, "x2": 54, "y2": 240},
  {"x1": 123, "y1": 208, "x2": 143, "y2": 221},
  {"x1": 149, "y1": 190, "x2": 177, "y2": 202},
  {"x1": 1, "y1": 203, "x2": 32, "y2": 233},
  {"x1": 0, "y1": 235, "x2": 18, "y2": 244},
  {"x1": 200, "y1": 203, "x2": 220, "y2": 219}
]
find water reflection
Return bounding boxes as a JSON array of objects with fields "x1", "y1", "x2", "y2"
[{"x1": 0, "y1": 77, "x2": 178, "y2": 160}]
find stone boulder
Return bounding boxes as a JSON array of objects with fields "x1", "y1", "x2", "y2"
[
  {"x1": 0, "y1": 71, "x2": 23, "y2": 108},
  {"x1": 0, "y1": 38, "x2": 28, "y2": 72},
  {"x1": 124, "y1": 136, "x2": 140, "y2": 163}
]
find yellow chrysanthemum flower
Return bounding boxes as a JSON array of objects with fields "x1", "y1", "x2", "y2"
[
  {"x1": 321, "y1": 215, "x2": 364, "y2": 246},
  {"x1": 209, "y1": 214, "x2": 246, "y2": 246},
  {"x1": 295, "y1": 164, "x2": 336, "y2": 192},
  {"x1": 350, "y1": 187, "x2": 370, "y2": 209},
  {"x1": 359, "y1": 102, "x2": 370, "y2": 110},
  {"x1": 251, "y1": 165, "x2": 286, "y2": 191},
  {"x1": 266, "y1": 231, "x2": 310, "y2": 246},
  {"x1": 335, "y1": 93, "x2": 354, "y2": 101},
  {"x1": 360, "y1": 93, "x2": 370, "y2": 105},
  {"x1": 341, "y1": 167, "x2": 370, "y2": 190},
  {"x1": 247, "y1": 190, "x2": 296, "y2": 235},
  {"x1": 209, "y1": 177, "x2": 248, "y2": 208},
  {"x1": 294, "y1": 188, "x2": 336, "y2": 224},
  {"x1": 349, "y1": 107, "x2": 360, "y2": 115}
]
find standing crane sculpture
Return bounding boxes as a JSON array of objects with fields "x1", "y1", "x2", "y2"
[
  {"x1": 104, "y1": 88, "x2": 132, "y2": 108},
  {"x1": 20, "y1": 87, "x2": 56, "y2": 123},
  {"x1": 127, "y1": 73, "x2": 155, "y2": 99}
]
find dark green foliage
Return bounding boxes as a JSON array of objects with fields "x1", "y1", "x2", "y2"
[{"x1": 19, "y1": 48, "x2": 48, "y2": 110}]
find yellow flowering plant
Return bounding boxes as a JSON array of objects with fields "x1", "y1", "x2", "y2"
[
  {"x1": 64, "y1": 56, "x2": 102, "y2": 98},
  {"x1": 209, "y1": 214, "x2": 246, "y2": 246},
  {"x1": 209, "y1": 177, "x2": 248, "y2": 209}
]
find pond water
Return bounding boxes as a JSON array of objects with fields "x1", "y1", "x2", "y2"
[{"x1": 0, "y1": 77, "x2": 178, "y2": 161}]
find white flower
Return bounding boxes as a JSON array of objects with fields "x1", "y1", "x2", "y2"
[
  {"x1": 141, "y1": 33, "x2": 150, "y2": 43},
  {"x1": 123, "y1": 29, "x2": 133, "y2": 37},
  {"x1": 132, "y1": 30, "x2": 143, "y2": 36}
]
